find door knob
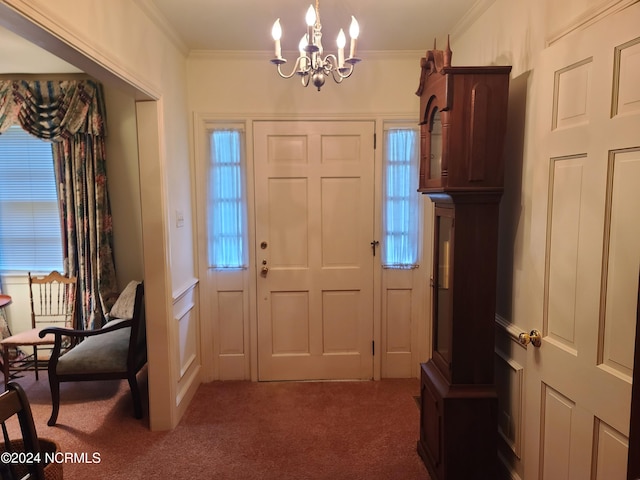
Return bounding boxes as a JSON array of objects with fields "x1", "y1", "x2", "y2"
[
  {"x1": 261, "y1": 259, "x2": 268, "y2": 276},
  {"x1": 518, "y1": 329, "x2": 542, "y2": 347}
]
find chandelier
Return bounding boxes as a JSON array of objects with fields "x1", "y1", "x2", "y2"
[{"x1": 270, "y1": 0, "x2": 360, "y2": 91}]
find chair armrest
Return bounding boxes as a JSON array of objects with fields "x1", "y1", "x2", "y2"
[
  {"x1": 39, "y1": 319, "x2": 133, "y2": 340},
  {"x1": 40, "y1": 319, "x2": 135, "y2": 369}
]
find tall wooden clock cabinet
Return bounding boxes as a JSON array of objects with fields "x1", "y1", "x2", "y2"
[{"x1": 415, "y1": 40, "x2": 511, "y2": 480}]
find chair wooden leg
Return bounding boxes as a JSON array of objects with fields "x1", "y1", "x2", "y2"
[
  {"x1": 2, "y1": 346, "x2": 10, "y2": 389},
  {"x1": 33, "y1": 346, "x2": 39, "y2": 381},
  {"x1": 47, "y1": 374, "x2": 60, "y2": 426},
  {"x1": 127, "y1": 374, "x2": 142, "y2": 419}
]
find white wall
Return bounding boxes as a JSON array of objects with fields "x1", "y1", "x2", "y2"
[
  {"x1": 187, "y1": 51, "x2": 421, "y2": 116},
  {"x1": 103, "y1": 85, "x2": 144, "y2": 287}
]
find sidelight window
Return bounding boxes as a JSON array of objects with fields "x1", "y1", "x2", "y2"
[
  {"x1": 207, "y1": 127, "x2": 247, "y2": 269},
  {"x1": 382, "y1": 126, "x2": 420, "y2": 268}
]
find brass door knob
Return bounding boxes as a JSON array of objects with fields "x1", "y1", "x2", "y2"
[{"x1": 518, "y1": 329, "x2": 542, "y2": 347}]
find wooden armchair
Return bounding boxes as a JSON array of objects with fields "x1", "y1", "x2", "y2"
[{"x1": 39, "y1": 281, "x2": 146, "y2": 426}]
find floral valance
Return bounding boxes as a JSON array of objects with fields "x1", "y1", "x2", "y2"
[{"x1": 0, "y1": 79, "x2": 106, "y2": 140}]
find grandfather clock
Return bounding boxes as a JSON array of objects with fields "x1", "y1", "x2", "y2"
[{"x1": 415, "y1": 39, "x2": 511, "y2": 480}]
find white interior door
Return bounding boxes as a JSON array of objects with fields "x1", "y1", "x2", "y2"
[
  {"x1": 524, "y1": 4, "x2": 640, "y2": 479},
  {"x1": 254, "y1": 120, "x2": 375, "y2": 381}
]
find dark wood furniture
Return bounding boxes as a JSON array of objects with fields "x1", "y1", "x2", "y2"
[
  {"x1": 0, "y1": 382, "x2": 45, "y2": 479},
  {"x1": 0, "y1": 294, "x2": 11, "y2": 373},
  {"x1": 415, "y1": 39, "x2": 511, "y2": 480},
  {"x1": 39, "y1": 282, "x2": 146, "y2": 426}
]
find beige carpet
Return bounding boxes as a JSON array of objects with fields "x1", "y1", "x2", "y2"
[{"x1": 5, "y1": 369, "x2": 430, "y2": 479}]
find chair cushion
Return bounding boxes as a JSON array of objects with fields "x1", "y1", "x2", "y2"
[
  {"x1": 0, "y1": 328, "x2": 59, "y2": 346},
  {"x1": 109, "y1": 281, "x2": 141, "y2": 320},
  {"x1": 56, "y1": 327, "x2": 131, "y2": 375}
]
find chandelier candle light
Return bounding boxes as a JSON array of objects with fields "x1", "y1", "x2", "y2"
[{"x1": 270, "y1": 0, "x2": 360, "y2": 91}]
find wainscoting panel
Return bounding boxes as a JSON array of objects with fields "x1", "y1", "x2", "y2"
[
  {"x1": 495, "y1": 350, "x2": 523, "y2": 458},
  {"x1": 380, "y1": 264, "x2": 429, "y2": 379},
  {"x1": 495, "y1": 316, "x2": 527, "y2": 480},
  {"x1": 174, "y1": 282, "x2": 198, "y2": 379},
  {"x1": 217, "y1": 291, "x2": 245, "y2": 355},
  {"x1": 383, "y1": 288, "x2": 413, "y2": 377},
  {"x1": 173, "y1": 279, "x2": 201, "y2": 423},
  {"x1": 216, "y1": 286, "x2": 249, "y2": 380}
]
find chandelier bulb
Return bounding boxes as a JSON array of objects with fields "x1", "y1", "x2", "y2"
[
  {"x1": 349, "y1": 16, "x2": 359, "y2": 59},
  {"x1": 271, "y1": 19, "x2": 282, "y2": 59},
  {"x1": 337, "y1": 29, "x2": 346, "y2": 68},
  {"x1": 271, "y1": 19, "x2": 282, "y2": 41},
  {"x1": 305, "y1": 5, "x2": 316, "y2": 48},
  {"x1": 349, "y1": 16, "x2": 360, "y2": 39},
  {"x1": 306, "y1": 5, "x2": 317, "y2": 27},
  {"x1": 298, "y1": 35, "x2": 309, "y2": 71}
]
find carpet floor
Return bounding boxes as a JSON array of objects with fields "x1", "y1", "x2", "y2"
[{"x1": 4, "y1": 370, "x2": 430, "y2": 479}]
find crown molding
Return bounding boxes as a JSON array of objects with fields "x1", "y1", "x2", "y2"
[
  {"x1": 449, "y1": 0, "x2": 497, "y2": 41},
  {"x1": 188, "y1": 49, "x2": 425, "y2": 62},
  {"x1": 133, "y1": 0, "x2": 189, "y2": 56}
]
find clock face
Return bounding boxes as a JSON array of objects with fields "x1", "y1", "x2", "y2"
[{"x1": 429, "y1": 109, "x2": 443, "y2": 181}]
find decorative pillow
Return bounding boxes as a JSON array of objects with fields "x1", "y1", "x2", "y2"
[{"x1": 109, "y1": 281, "x2": 141, "y2": 320}]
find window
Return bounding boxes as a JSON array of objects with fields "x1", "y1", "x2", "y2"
[
  {"x1": 207, "y1": 127, "x2": 247, "y2": 269},
  {"x1": 382, "y1": 127, "x2": 420, "y2": 268},
  {"x1": 0, "y1": 125, "x2": 63, "y2": 273}
]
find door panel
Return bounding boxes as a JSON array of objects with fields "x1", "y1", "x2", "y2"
[
  {"x1": 524, "y1": 4, "x2": 640, "y2": 478},
  {"x1": 254, "y1": 121, "x2": 375, "y2": 381}
]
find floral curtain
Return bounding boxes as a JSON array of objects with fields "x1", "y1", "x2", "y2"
[{"x1": 0, "y1": 79, "x2": 117, "y2": 329}]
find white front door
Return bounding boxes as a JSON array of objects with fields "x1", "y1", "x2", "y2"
[
  {"x1": 253, "y1": 120, "x2": 375, "y2": 381},
  {"x1": 523, "y1": 4, "x2": 640, "y2": 478}
]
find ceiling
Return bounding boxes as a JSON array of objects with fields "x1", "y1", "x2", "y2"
[
  {"x1": 150, "y1": 0, "x2": 479, "y2": 52},
  {"x1": 0, "y1": 0, "x2": 481, "y2": 74}
]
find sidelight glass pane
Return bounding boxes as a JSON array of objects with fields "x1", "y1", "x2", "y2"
[
  {"x1": 208, "y1": 128, "x2": 247, "y2": 269},
  {"x1": 382, "y1": 128, "x2": 420, "y2": 268}
]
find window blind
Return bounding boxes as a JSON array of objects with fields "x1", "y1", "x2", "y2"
[{"x1": 0, "y1": 125, "x2": 63, "y2": 273}]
